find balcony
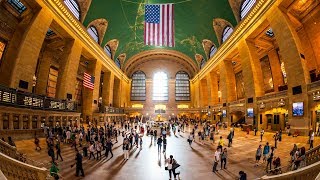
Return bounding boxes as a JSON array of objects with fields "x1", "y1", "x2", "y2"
[
  {"x1": 308, "y1": 80, "x2": 320, "y2": 92},
  {"x1": 256, "y1": 90, "x2": 288, "y2": 102},
  {"x1": 0, "y1": 84, "x2": 77, "y2": 112}
]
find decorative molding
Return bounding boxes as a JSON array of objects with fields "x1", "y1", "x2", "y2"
[
  {"x1": 41, "y1": 0, "x2": 129, "y2": 83},
  {"x1": 192, "y1": 0, "x2": 276, "y2": 83}
]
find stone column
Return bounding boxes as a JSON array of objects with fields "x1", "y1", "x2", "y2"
[
  {"x1": 0, "y1": 8, "x2": 53, "y2": 91},
  {"x1": 53, "y1": 116, "x2": 57, "y2": 127},
  {"x1": 219, "y1": 60, "x2": 237, "y2": 103},
  {"x1": 239, "y1": 39, "x2": 265, "y2": 126},
  {"x1": 37, "y1": 115, "x2": 41, "y2": 129},
  {"x1": 207, "y1": 72, "x2": 219, "y2": 105},
  {"x1": 35, "y1": 50, "x2": 53, "y2": 95},
  {"x1": 113, "y1": 77, "x2": 121, "y2": 107},
  {"x1": 102, "y1": 72, "x2": 115, "y2": 107},
  {"x1": 56, "y1": 39, "x2": 82, "y2": 100},
  {"x1": 82, "y1": 60, "x2": 102, "y2": 119},
  {"x1": 9, "y1": 114, "x2": 13, "y2": 130},
  {"x1": 199, "y1": 78, "x2": 209, "y2": 107},
  {"x1": 268, "y1": 7, "x2": 310, "y2": 134},
  {"x1": 29, "y1": 115, "x2": 33, "y2": 130},
  {"x1": 0, "y1": 113, "x2": 3, "y2": 130},
  {"x1": 19, "y1": 115, "x2": 23, "y2": 130},
  {"x1": 168, "y1": 79, "x2": 175, "y2": 109},
  {"x1": 268, "y1": 49, "x2": 284, "y2": 92}
]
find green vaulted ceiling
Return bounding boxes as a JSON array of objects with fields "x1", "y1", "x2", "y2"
[{"x1": 83, "y1": 0, "x2": 237, "y2": 64}]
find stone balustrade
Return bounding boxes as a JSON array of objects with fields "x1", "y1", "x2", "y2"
[
  {"x1": 260, "y1": 160, "x2": 320, "y2": 180},
  {"x1": 0, "y1": 152, "x2": 48, "y2": 180},
  {"x1": 0, "y1": 169, "x2": 7, "y2": 180},
  {"x1": 260, "y1": 145, "x2": 320, "y2": 179},
  {"x1": 308, "y1": 80, "x2": 320, "y2": 92},
  {"x1": 256, "y1": 91, "x2": 288, "y2": 102},
  {"x1": 0, "y1": 139, "x2": 45, "y2": 168}
]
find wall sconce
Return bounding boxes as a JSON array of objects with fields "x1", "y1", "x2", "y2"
[{"x1": 218, "y1": 91, "x2": 221, "y2": 98}]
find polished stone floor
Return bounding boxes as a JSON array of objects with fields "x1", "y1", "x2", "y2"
[{"x1": 15, "y1": 126, "x2": 319, "y2": 180}]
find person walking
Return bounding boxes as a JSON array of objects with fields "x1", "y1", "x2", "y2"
[
  {"x1": 274, "y1": 132, "x2": 279, "y2": 148},
  {"x1": 55, "y1": 141, "x2": 63, "y2": 161},
  {"x1": 255, "y1": 145, "x2": 262, "y2": 167},
  {"x1": 48, "y1": 145, "x2": 55, "y2": 163},
  {"x1": 212, "y1": 147, "x2": 221, "y2": 173},
  {"x1": 34, "y1": 137, "x2": 41, "y2": 151},
  {"x1": 139, "y1": 137, "x2": 143, "y2": 150},
  {"x1": 260, "y1": 129, "x2": 264, "y2": 142},
  {"x1": 227, "y1": 132, "x2": 233, "y2": 147},
  {"x1": 73, "y1": 149, "x2": 84, "y2": 177},
  {"x1": 266, "y1": 150, "x2": 274, "y2": 172},
  {"x1": 163, "y1": 137, "x2": 167, "y2": 153},
  {"x1": 88, "y1": 142, "x2": 96, "y2": 160},
  {"x1": 188, "y1": 133, "x2": 194, "y2": 146},
  {"x1": 263, "y1": 142, "x2": 270, "y2": 163},
  {"x1": 157, "y1": 136, "x2": 163, "y2": 152},
  {"x1": 166, "y1": 155, "x2": 178, "y2": 180},
  {"x1": 220, "y1": 148, "x2": 227, "y2": 169},
  {"x1": 96, "y1": 141, "x2": 102, "y2": 160},
  {"x1": 218, "y1": 136, "x2": 224, "y2": 150},
  {"x1": 105, "y1": 139, "x2": 114, "y2": 158},
  {"x1": 123, "y1": 138, "x2": 130, "y2": 160},
  {"x1": 310, "y1": 131, "x2": 315, "y2": 149}
]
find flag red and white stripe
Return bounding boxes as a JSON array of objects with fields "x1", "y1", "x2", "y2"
[
  {"x1": 83, "y1": 72, "x2": 95, "y2": 90},
  {"x1": 144, "y1": 4, "x2": 175, "y2": 47}
]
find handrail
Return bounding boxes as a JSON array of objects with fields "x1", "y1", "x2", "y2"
[
  {"x1": 0, "y1": 169, "x2": 7, "y2": 180},
  {"x1": 0, "y1": 152, "x2": 48, "y2": 180}
]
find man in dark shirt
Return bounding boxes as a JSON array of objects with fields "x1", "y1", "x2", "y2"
[
  {"x1": 157, "y1": 136, "x2": 163, "y2": 152},
  {"x1": 74, "y1": 149, "x2": 84, "y2": 177},
  {"x1": 163, "y1": 137, "x2": 167, "y2": 153},
  {"x1": 105, "y1": 139, "x2": 114, "y2": 158}
]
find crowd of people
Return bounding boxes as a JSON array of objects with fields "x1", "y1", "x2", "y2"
[{"x1": 2, "y1": 117, "x2": 318, "y2": 180}]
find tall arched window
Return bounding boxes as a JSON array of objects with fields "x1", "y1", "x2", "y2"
[
  {"x1": 115, "y1": 58, "x2": 121, "y2": 69},
  {"x1": 8, "y1": 0, "x2": 26, "y2": 14},
  {"x1": 175, "y1": 71, "x2": 190, "y2": 101},
  {"x1": 209, "y1": 45, "x2": 217, "y2": 59},
  {"x1": 104, "y1": 45, "x2": 112, "y2": 59},
  {"x1": 64, "y1": 0, "x2": 80, "y2": 20},
  {"x1": 240, "y1": 0, "x2": 256, "y2": 20},
  {"x1": 222, "y1": 26, "x2": 233, "y2": 43},
  {"x1": 87, "y1": 26, "x2": 99, "y2": 43},
  {"x1": 200, "y1": 58, "x2": 206, "y2": 69},
  {"x1": 131, "y1": 71, "x2": 146, "y2": 101},
  {"x1": 153, "y1": 72, "x2": 168, "y2": 101}
]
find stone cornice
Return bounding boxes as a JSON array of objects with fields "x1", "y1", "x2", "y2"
[
  {"x1": 191, "y1": 0, "x2": 276, "y2": 83},
  {"x1": 41, "y1": 0, "x2": 129, "y2": 83}
]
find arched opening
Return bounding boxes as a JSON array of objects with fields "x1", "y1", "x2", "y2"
[
  {"x1": 240, "y1": 0, "x2": 256, "y2": 20},
  {"x1": 64, "y1": 0, "x2": 80, "y2": 20},
  {"x1": 153, "y1": 72, "x2": 168, "y2": 101},
  {"x1": 200, "y1": 58, "x2": 206, "y2": 69},
  {"x1": 222, "y1": 26, "x2": 234, "y2": 43},
  {"x1": 87, "y1": 26, "x2": 99, "y2": 43},
  {"x1": 104, "y1": 45, "x2": 112, "y2": 59},
  {"x1": 131, "y1": 71, "x2": 146, "y2": 101},
  {"x1": 175, "y1": 71, "x2": 190, "y2": 101},
  {"x1": 209, "y1": 45, "x2": 217, "y2": 59}
]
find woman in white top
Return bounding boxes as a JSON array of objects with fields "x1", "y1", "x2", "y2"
[{"x1": 166, "y1": 155, "x2": 177, "y2": 180}]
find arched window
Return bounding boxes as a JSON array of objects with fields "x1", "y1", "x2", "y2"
[
  {"x1": 209, "y1": 45, "x2": 217, "y2": 59},
  {"x1": 240, "y1": 0, "x2": 256, "y2": 20},
  {"x1": 200, "y1": 58, "x2": 206, "y2": 69},
  {"x1": 153, "y1": 72, "x2": 168, "y2": 101},
  {"x1": 175, "y1": 71, "x2": 190, "y2": 101},
  {"x1": 87, "y1": 26, "x2": 99, "y2": 43},
  {"x1": 8, "y1": 0, "x2": 26, "y2": 14},
  {"x1": 115, "y1": 58, "x2": 121, "y2": 69},
  {"x1": 222, "y1": 26, "x2": 233, "y2": 43},
  {"x1": 64, "y1": 0, "x2": 80, "y2": 20},
  {"x1": 131, "y1": 71, "x2": 146, "y2": 101},
  {"x1": 104, "y1": 45, "x2": 112, "y2": 59}
]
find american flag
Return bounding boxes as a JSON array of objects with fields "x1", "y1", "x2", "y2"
[
  {"x1": 83, "y1": 72, "x2": 95, "y2": 90},
  {"x1": 144, "y1": 4, "x2": 174, "y2": 47}
]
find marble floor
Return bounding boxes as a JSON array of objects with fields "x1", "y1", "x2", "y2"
[{"x1": 15, "y1": 127, "x2": 319, "y2": 180}]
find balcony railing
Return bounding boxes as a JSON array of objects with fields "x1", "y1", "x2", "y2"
[
  {"x1": 308, "y1": 80, "x2": 320, "y2": 92},
  {"x1": 256, "y1": 91, "x2": 288, "y2": 102},
  {"x1": 0, "y1": 84, "x2": 77, "y2": 112}
]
